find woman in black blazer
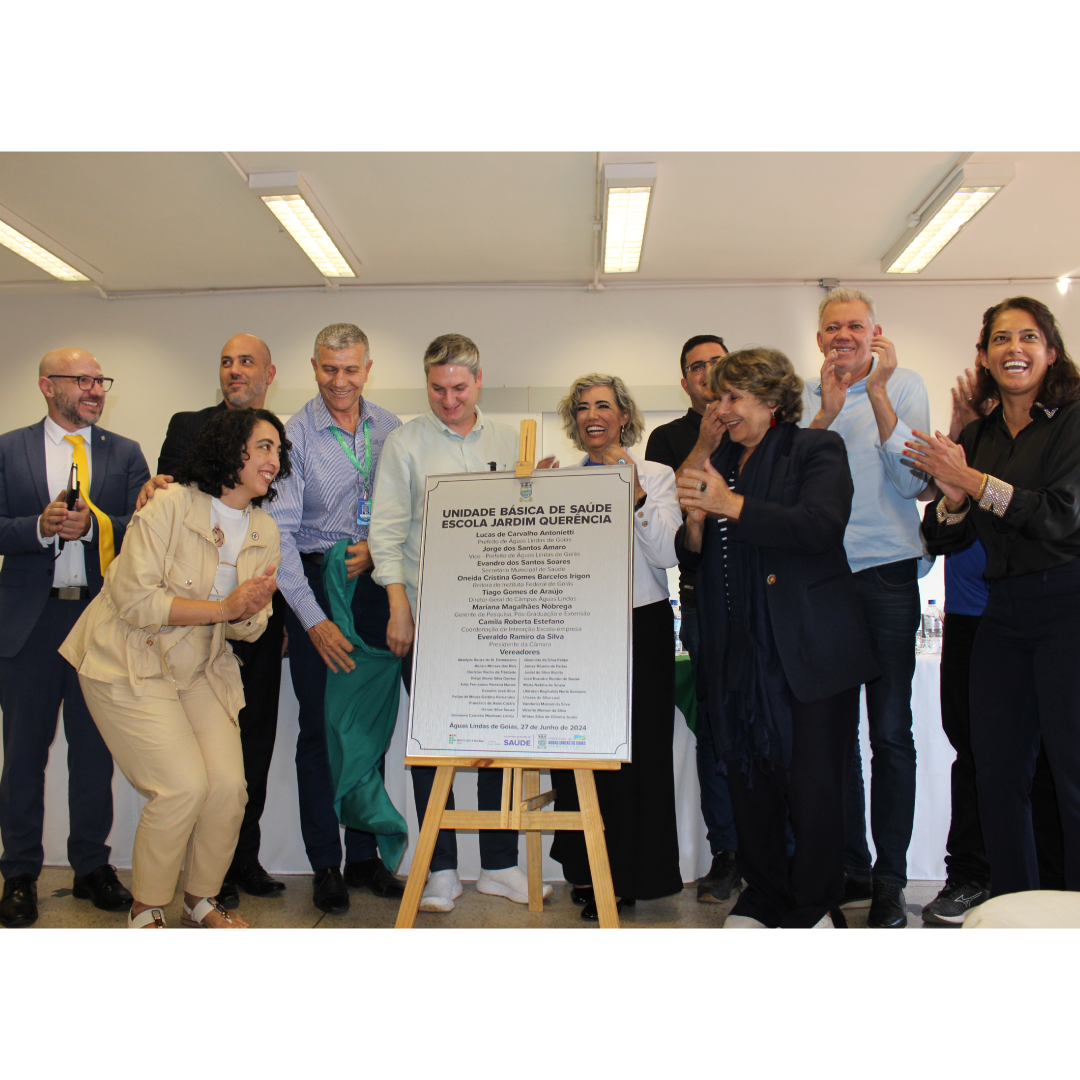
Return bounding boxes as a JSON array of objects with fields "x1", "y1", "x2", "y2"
[{"x1": 677, "y1": 348, "x2": 878, "y2": 928}]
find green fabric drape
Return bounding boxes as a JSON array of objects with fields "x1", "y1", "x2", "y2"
[
  {"x1": 675, "y1": 653, "x2": 698, "y2": 734},
  {"x1": 321, "y1": 539, "x2": 407, "y2": 871}
]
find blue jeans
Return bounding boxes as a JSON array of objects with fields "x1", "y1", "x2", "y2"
[
  {"x1": 681, "y1": 607, "x2": 738, "y2": 855},
  {"x1": 845, "y1": 558, "x2": 919, "y2": 886}
]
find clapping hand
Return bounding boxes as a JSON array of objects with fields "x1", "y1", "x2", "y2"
[
  {"x1": 600, "y1": 446, "x2": 645, "y2": 503},
  {"x1": 903, "y1": 431, "x2": 969, "y2": 506},
  {"x1": 225, "y1": 565, "x2": 278, "y2": 621},
  {"x1": 678, "y1": 458, "x2": 736, "y2": 520},
  {"x1": 867, "y1": 335, "x2": 898, "y2": 395},
  {"x1": 818, "y1": 351, "x2": 853, "y2": 424}
]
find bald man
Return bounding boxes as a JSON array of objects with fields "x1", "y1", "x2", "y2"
[
  {"x1": 0, "y1": 348, "x2": 148, "y2": 928},
  {"x1": 145, "y1": 333, "x2": 287, "y2": 906},
  {"x1": 156, "y1": 333, "x2": 277, "y2": 475}
]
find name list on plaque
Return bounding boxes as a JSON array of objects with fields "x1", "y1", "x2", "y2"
[{"x1": 407, "y1": 466, "x2": 633, "y2": 761}]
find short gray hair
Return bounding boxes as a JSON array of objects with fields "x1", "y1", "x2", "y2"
[
  {"x1": 818, "y1": 287, "x2": 878, "y2": 331},
  {"x1": 557, "y1": 373, "x2": 645, "y2": 451},
  {"x1": 314, "y1": 323, "x2": 369, "y2": 358},
  {"x1": 423, "y1": 333, "x2": 480, "y2": 378}
]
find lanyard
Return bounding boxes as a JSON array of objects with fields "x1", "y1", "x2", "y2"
[{"x1": 330, "y1": 419, "x2": 372, "y2": 481}]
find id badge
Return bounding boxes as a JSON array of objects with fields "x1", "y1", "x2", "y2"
[{"x1": 357, "y1": 496, "x2": 371, "y2": 534}]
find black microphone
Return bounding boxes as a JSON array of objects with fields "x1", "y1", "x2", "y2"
[{"x1": 58, "y1": 461, "x2": 79, "y2": 552}]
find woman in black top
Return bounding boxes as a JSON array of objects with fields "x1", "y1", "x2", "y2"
[
  {"x1": 677, "y1": 348, "x2": 878, "y2": 927},
  {"x1": 910, "y1": 296, "x2": 1080, "y2": 896}
]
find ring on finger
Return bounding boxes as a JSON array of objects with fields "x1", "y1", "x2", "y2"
[{"x1": 699, "y1": 481, "x2": 707, "y2": 493}]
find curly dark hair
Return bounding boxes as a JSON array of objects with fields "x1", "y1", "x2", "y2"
[
  {"x1": 707, "y1": 347, "x2": 804, "y2": 424},
  {"x1": 174, "y1": 408, "x2": 292, "y2": 507},
  {"x1": 973, "y1": 296, "x2": 1080, "y2": 414}
]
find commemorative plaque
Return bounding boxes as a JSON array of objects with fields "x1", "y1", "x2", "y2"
[{"x1": 406, "y1": 466, "x2": 633, "y2": 761}]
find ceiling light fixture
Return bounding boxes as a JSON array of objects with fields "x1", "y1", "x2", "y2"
[
  {"x1": 248, "y1": 172, "x2": 361, "y2": 281},
  {"x1": 602, "y1": 163, "x2": 657, "y2": 274},
  {"x1": 882, "y1": 162, "x2": 1015, "y2": 275},
  {"x1": 1058, "y1": 277, "x2": 1072, "y2": 296},
  {"x1": 0, "y1": 202, "x2": 101, "y2": 283}
]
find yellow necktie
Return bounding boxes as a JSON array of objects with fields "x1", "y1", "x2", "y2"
[{"x1": 63, "y1": 434, "x2": 115, "y2": 573}]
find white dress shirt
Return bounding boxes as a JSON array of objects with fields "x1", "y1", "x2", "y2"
[{"x1": 37, "y1": 416, "x2": 93, "y2": 588}]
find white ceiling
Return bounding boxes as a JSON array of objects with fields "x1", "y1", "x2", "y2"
[{"x1": 0, "y1": 151, "x2": 1076, "y2": 293}]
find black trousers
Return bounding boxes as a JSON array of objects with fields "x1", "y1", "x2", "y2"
[
  {"x1": 0, "y1": 598, "x2": 114, "y2": 880},
  {"x1": 941, "y1": 612, "x2": 1064, "y2": 890},
  {"x1": 228, "y1": 591, "x2": 286, "y2": 869},
  {"x1": 727, "y1": 686, "x2": 861, "y2": 928},
  {"x1": 549, "y1": 600, "x2": 682, "y2": 901},
  {"x1": 970, "y1": 561, "x2": 1080, "y2": 896}
]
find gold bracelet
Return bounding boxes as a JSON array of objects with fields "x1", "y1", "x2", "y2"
[
  {"x1": 935, "y1": 495, "x2": 970, "y2": 526},
  {"x1": 218, "y1": 599, "x2": 225, "y2": 624},
  {"x1": 975, "y1": 473, "x2": 989, "y2": 501}
]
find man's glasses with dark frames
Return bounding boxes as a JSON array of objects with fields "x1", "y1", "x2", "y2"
[{"x1": 47, "y1": 375, "x2": 114, "y2": 392}]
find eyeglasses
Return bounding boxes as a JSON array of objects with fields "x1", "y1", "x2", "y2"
[
  {"x1": 686, "y1": 361, "x2": 716, "y2": 376},
  {"x1": 47, "y1": 375, "x2": 114, "y2": 392}
]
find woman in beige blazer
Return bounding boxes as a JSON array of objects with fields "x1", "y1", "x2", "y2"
[{"x1": 61, "y1": 409, "x2": 288, "y2": 929}]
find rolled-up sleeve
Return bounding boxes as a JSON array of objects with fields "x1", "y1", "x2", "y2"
[
  {"x1": 876, "y1": 376, "x2": 931, "y2": 499},
  {"x1": 369, "y1": 430, "x2": 415, "y2": 590}
]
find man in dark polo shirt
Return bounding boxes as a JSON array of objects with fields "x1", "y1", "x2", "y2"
[
  {"x1": 645, "y1": 333, "x2": 743, "y2": 904},
  {"x1": 141, "y1": 333, "x2": 286, "y2": 906}
]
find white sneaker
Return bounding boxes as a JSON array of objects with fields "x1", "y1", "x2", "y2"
[
  {"x1": 476, "y1": 866, "x2": 553, "y2": 905},
  {"x1": 810, "y1": 913, "x2": 835, "y2": 929},
  {"x1": 419, "y1": 869, "x2": 462, "y2": 913},
  {"x1": 724, "y1": 913, "x2": 768, "y2": 928}
]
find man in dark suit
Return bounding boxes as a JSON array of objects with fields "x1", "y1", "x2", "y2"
[
  {"x1": 0, "y1": 347, "x2": 149, "y2": 928},
  {"x1": 141, "y1": 333, "x2": 286, "y2": 906}
]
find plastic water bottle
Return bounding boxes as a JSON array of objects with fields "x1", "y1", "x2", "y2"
[
  {"x1": 919, "y1": 599, "x2": 943, "y2": 654},
  {"x1": 672, "y1": 599, "x2": 685, "y2": 655}
]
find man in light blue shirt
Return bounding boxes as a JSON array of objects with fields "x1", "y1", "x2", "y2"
[
  {"x1": 269, "y1": 323, "x2": 403, "y2": 915},
  {"x1": 370, "y1": 333, "x2": 552, "y2": 914},
  {"x1": 801, "y1": 287, "x2": 930, "y2": 929}
]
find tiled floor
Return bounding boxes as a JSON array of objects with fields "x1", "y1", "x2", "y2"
[{"x1": 8, "y1": 867, "x2": 950, "y2": 929}]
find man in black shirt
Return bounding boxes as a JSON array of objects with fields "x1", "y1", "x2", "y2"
[
  {"x1": 645, "y1": 333, "x2": 743, "y2": 903},
  {"x1": 143, "y1": 333, "x2": 287, "y2": 906}
]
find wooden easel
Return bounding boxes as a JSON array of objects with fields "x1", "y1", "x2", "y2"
[
  {"x1": 395, "y1": 756, "x2": 623, "y2": 928},
  {"x1": 396, "y1": 420, "x2": 626, "y2": 929}
]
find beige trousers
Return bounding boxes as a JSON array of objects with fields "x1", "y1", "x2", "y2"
[{"x1": 79, "y1": 673, "x2": 247, "y2": 905}]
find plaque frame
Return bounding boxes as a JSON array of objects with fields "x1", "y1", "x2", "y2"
[{"x1": 406, "y1": 466, "x2": 634, "y2": 761}]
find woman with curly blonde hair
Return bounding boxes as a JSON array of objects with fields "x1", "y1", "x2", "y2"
[{"x1": 547, "y1": 373, "x2": 684, "y2": 920}]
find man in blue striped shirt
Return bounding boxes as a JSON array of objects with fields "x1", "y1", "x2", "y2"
[{"x1": 268, "y1": 323, "x2": 403, "y2": 915}]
